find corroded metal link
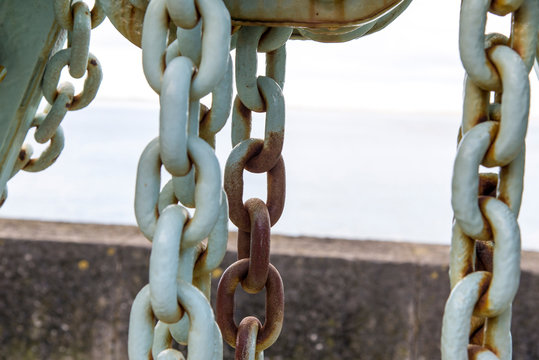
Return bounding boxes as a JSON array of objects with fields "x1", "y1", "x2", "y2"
[
  {"x1": 452, "y1": 121, "x2": 498, "y2": 240},
  {"x1": 217, "y1": 259, "x2": 284, "y2": 353},
  {"x1": 199, "y1": 55, "x2": 233, "y2": 147},
  {"x1": 498, "y1": 146, "x2": 525, "y2": 216},
  {"x1": 453, "y1": 97, "x2": 526, "y2": 241},
  {"x1": 474, "y1": 197, "x2": 520, "y2": 317},
  {"x1": 237, "y1": 76, "x2": 285, "y2": 174},
  {"x1": 461, "y1": 76, "x2": 489, "y2": 135},
  {"x1": 489, "y1": 0, "x2": 523, "y2": 15},
  {"x1": 460, "y1": 0, "x2": 538, "y2": 91},
  {"x1": 231, "y1": 97, "x2": 252, "y2": 147},
  {"x1": 441, "y1": 272, "x2": 498, "y2": 360},
  {"x1": 22, "y1": 114, "x2": 65, "y2": 173},
  {"x1": 450, "y1": 197, "x2": 521, "y2": 317},
  {"x1": 0, "y1": 65, "x2": 6, "y2": 83},
  {"x1": 237, "y1": 198, "x2": 271, "y2": 293},
  {"x1": 156, "y1": 349, "x2": 185, "y2": 360},
  {"x1": 446, "y1": 0, "x2": 530, "y2": 350},
  {"x1": 35, "y1": 83, "x2": 74, "y2": 144},
  {"x1": 152, "y1": 322, "x2": 174, "y2": 359},
  {"x1": 236, "y1": 317, "x2": 262, "y2": 360},
  {"x1": 130, "y1": 0, "x2": 149, "y2": 10},
  {"x1": 193, "y1": 192, "x2": 229, "y2": 276},
  {"x1": 482, "y1": 306, "x2": 512, "y2": 360},
  {"x1": 225, "y1": 139, "x2": 286, "y2": 232},
  {"x1": 10, "y1": 144, "x2": 33, "y2": 180},
  {"x1": 449, "y1": 222, "x2": 475, "y2": 289},
  {"x1": 42, "y1": 49, "x2": 102, "y2": 111},
  {"x1": 460, "y1": 0, "x2": 502, "y2": 91},
  {"x1": 510, "y1": 0, "x2": 538, "y2": 71}
]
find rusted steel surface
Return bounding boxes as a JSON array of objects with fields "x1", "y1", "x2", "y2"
[
  {"x1": 218, "y1": 24, "x2": 288, "y2": 358},
  {"x1": 442, "y1": 0, "x2": 537, "y2": 358},
  {"x1": 217, "y1": 259, "x2": 284, "y2": 353},
  {"x1": 237, "y1": 199, "x2": 271, "y2": 294}
]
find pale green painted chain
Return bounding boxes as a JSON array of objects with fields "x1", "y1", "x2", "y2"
[
  {"x1": 128, "y1": 0, "x2": 231, "y2": 358},
  {"x1": 3, "y1": 0, "x2": 105, "y2": 206},
  {"x1": 442, "y1": 0, "x2": 538, "y2": 359}
]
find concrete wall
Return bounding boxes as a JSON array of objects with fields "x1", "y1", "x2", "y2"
[{"x1": 0, "y1": 219, "x2": 537, "y2": 359}]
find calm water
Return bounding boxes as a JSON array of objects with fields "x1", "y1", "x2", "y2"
[
  {"x1": 3, "y1": 103, "x2": 539, "y2": 251},
  {"x1": 2, "y1": 0, "x2": 539, "y2": 250}
]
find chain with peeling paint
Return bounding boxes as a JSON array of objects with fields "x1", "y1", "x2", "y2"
[
  {"x1": 442, "y1": 1, "x2": 538, "y2": 359},
  {"x1": 128, "y1": 0, "x2": 232, "y2": 358},
  {"x1": 2, "y1": 0, "x2": 105, "y2": 206},
  {"x1": 216, "y1": 26, "x2": 290, "y2": 360}
]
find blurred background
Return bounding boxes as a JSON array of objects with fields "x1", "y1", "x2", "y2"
[{"x1": 2, "y1": 0, "x2": 539, "y2": 250}]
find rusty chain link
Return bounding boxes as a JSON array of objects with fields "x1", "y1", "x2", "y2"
[
  {"x1": 216, "y1": 25, "x2": 289, "y2": 359},
  {"x1": 128, "y1": 0, "x2": 231, "y2": 358},
  {"x1": 442, "y1": 1, "x2": 538, "y2": 359}
]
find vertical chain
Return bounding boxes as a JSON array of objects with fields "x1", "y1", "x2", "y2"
[
  {"x1": 442, "y1": 1, "x2": 538, "y2": 359},
  {"x1": 2, "y1": 0, "x2": 105, "y2": 206},
  {"x1": 128, "y1": 0, "x2": 232, "y2": 358},
  {"x1": 216, "y1": 26, "x2": 291, "y2": 360}
]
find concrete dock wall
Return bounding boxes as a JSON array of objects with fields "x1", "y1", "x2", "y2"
[{"x1": 0, "y1": 219, "x2": 538, "y2": 359}]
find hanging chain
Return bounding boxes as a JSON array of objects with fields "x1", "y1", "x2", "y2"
[
  {"x1": 216, "y1": 26, "x2": 290, "y2": 360},
  {"x1": 442, "y1": 1, "x2": 538, "y2": 359},
  {"x1": 128, "y1": 0, "x2": 232, "y2": 358},
  {"x1": 2, "y1": 0, "x2": 105, "y2": 206}
]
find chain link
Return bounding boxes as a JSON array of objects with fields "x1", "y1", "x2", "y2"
[
  {"x1": 129, "y1": 0, "x2": 231, "y2": 357},
  {"x1": 442, "y1": 0, "x2": 538, "y2": 358},
  {"x1": 216, "y1": 25, "x2": 289, "y2": 359},
  {"x1": 2, "y1": 0, "x2": 104, "y2": 208}
]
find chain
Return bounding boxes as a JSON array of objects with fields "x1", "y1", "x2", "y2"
[
  {"x1": 2, "y1": 0, "x2": 105, "y2": 206},
  {"x1": 215, "y1": 26, "x2": 290, "y2": 360},
  {"x1": 128, "y1": 0, "x2": 232, "y2": 358},
  {"x1": 442, "y1": 1, "x2": 538, "y2": 359}
]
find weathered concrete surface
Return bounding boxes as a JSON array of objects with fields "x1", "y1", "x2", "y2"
[{"x1": 0, "y1": 218, "x2": 538, "y2": 359}]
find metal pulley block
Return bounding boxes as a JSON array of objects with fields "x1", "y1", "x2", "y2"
[{"x1": 99, "y1": 0, "x2": 412, "y2": 45}]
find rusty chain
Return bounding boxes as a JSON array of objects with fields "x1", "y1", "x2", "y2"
[
  {"x1": 2, "y1": 0, "x2": 105, "y2": 206},
  {"x1": 442, "y1": 1, "x2": 538, "y2": 359},
  {"x1": 216, "y1": 26, "x2": 290, "y2": 360},
  {"x1": 128, "y1": 0, "x2": 232, "y2": 358}
]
